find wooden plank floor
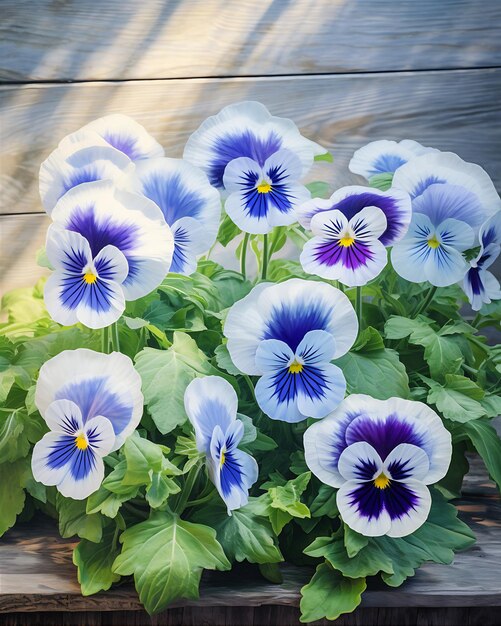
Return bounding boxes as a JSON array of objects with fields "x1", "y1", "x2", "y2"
[{"x1": 0, "y1": 457, "x2": 499, "y2": 625}]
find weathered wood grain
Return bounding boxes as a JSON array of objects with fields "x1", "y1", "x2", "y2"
[
  {"x1": 0, "y1": 457, "x2": 500, "y2": 615},
  {"x1": 1, "y1": 68, "x2": 500, "y2": 218},
  {"x1": 1, "y1": 0, "x2": 501, "y2": 82}
]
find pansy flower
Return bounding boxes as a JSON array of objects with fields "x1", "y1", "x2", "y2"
[
  {"x1": 125, "y1": 158, "x2": 221, "y2": 274},
  {"x1": 32, "y1": 349, "x2": 143, "y2": 499},
  {"x1": 304, "y1": 395, "x2": 452, "y2": 537},
  {"x1": 392, "y1": 152, "x2": 501, "y2": 234},
  {"x1": 39, "y1": 143, "x2": 133, "y2": 213},
  {"x1": 74, "y1": 114, "x2": 165, "y2": 161},
  {"x1": 222, "y1": 149, "x2": 311, "y2": 234},
  {"x1": 224, "y1": 279, "x2": 358, "y2": 422},
  {"x1": 50, "y1": 180, "x2": 174, "y2": 301},
  {"x1": 44, "y1": 225, "x2": 129, "y2": 328},
  {"x1": 296, "y1": 185, "x2": 412, "y2": 247},
  {"x1": 300, "y1": 206, "x2": 388, "y2": 286},
  {"x1": 183, "y1": 101, "x2": 326, "y2": 189},
  {"x1": 462, "y1": 211, "x2": 501, "y2": 310},
  {"x1": 184, "y1": 376, "x2": 258, "y2": 513},
  {"x1": 349, "y1": 139, "x2": 436, "y2": 182},
  {"x1": 391, "y1": 205, "x2": 475, "y2": 288}
]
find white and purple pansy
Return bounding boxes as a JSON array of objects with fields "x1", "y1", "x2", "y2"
[
  {"x1": 124, "y1": 158, "x2": 221, "y2": 275},
  {"x1": 75, "y1": 113, "x2": 165, "y2": 161},
  {"x1": 39, "y1": 143, "x2": 134, "y2": 214},
  {"x1": 32, "y1": 349, "x2": 143, "y2": 499},
  {"x1": 44, "y1": 225, "x2": 129, "y2": 328},
  {"x1": 304, "y1": 395, "x2": 452, "y2": 537},
  {"x1": 391, "y1": 213, "x2": 474, "y2": 287},
  {"x1": 299, "y1": 206, "x2": 388, "y2": 286},
  {"x1": 49, "y1": 180, "x2": 174, "y2": 301},
  {"x1": 222, "y1": 149, "x2": 311, "y2": 234},
  {"x1": 349, "y1": 139, "x2": 437, "y2": 181},
  {"x1": 296, "y1": 185, "x2": 412, "y2": 247},
  {"x1": 391, "y1": 151, "x2": 501, "y2": 235},
  {"x1": 463, "y1": 211, "x2": 501, "y2": 311},
  {"x1": 184, "y1": 376, "x2": 258, "y2": 513},
  {"x1": 224, "y1": 279, "x2": 358, "y2": 422},
  {"x1": 183, "y1": 101, "x2": 326, "y2": 189}
]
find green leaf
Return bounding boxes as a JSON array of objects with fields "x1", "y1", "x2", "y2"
[
  {"x1": 269, "y1": 472, "x2": 311, "y2": 519},
  {"x1": 0, "y1": 459, "x2": 26, "y2": 536},
  {"x1": 56, "y1": 494, "x2": 102, "y2": 542},
  {"x1": 86, "y1": 485, "x2": 136, "y2": 519},
  {"x1": 146, "y1": 472, "x2": 180, "y2": 508},
  {"x1": 344, "y1": 524, "x2": 369, "y2": 558},
  {"x1": 112, "y1": 511, "x2": 230, "y2": 614},
  {"x1": 135, "y1": 333, "x2": 228, "y2": 434},
  {"x1": 335, "y1": 347, "x2": 409, "y2": 399},
  {"x1": 73, "y1": 526, "x2": 120, "y2": 595},
  {"x1": 314, "y1": 152, "x2": 333, "y2": 163},
  {"x1": 299, "y1": 562, "x2": 365, "y2": 623},
  {"x1": 463, "y1": 419, "x2": 501, "y2": 490},
  {"x1": 102, "y1": 460, "x2": 142, "y2": 496},
  {"x1": 352, "y1": 326, "x2": 385, "y2": 352},
  {"x1": 196, "y1": 502, "x2": 283, "y2": 564},
  {"x1": 217, "y1": 213, "x2": 240, "y2": 247},
  {"x1": 214, "y1": 343, "x2": 242, "y2": 375},
  {"x1": 305, "y1": 181, "x2": 330, "y2": 197},
  {"x1": 259, "y1": 562, "x2": 283, "y2": 583},
  {"x1": 368, "y1": 172, "x2": 393, "y2": 191},
  {"x1": 123, "y1": 434, "x2": 164, "y2": 485},
  {"x1": 309, "y1": 484, "x2": 339, "y2": 518},
  {"x1": 427, "y1": 374, "x2": 486, "y2": 423}
]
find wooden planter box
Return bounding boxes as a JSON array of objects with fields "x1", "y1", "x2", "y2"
[{"x1": 1, "y1": 457, "x2": 499, "y2": 626}]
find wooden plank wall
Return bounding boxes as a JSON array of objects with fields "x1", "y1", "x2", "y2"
[{"x1": 1, "y1": 0, "x2": 501, "y2": 295}]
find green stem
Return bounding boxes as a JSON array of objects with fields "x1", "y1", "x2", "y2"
[
  {"x1": 240, "y1": 232, "x2": 250, "y2": 278},
  {"x1": 186, "y1": 491, "x2": 215, "y2": 508},
  {"x1": 291, "y1": 226, "x2": 309, "y2": 243},
  {"x1": 174, "y1": 464, "x2": 201, "y2": 516},
  {"x1": 261, "y1": 234, "x2": 269, "y2": 280},
  {"x1": 111, "y1": 321, "x2": 120, "y2": 352},
  {"x1": 412, "y1": 285, "x2": 438, "y2": 318},
  {"x1": 101, "y1": 326, "x2": 110, "y2": 354},
  {"x1": 243, "y1": 374, "x2": 256, "y2": 400},
  {"x1": 471, "y1": 313, "x2": 482, "y2": 328},
  {"x1": 356, "y1": 287, "x2": 363, "y2": 330}
]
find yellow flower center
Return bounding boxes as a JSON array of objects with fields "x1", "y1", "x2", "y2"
[
  {"x1": 83, "y1": 272, "x2": 98, "y2": 284},
  {"x1": 427, "y1": 235, "x2": 441, "y2": 249},
  {"x1": 288, "y1": 360, "x2": 304, "y2": 374},
  {"x1": 374, "y1": 472, "x2": 390, "y2": 489},
  {"x1": 75, "y1": 433, "x2": 88, "y2": 450},
  {"x1": 256, "y1": 181, "x2": 272, "y2": 194},
  {"x1": 338, "y1": 236, "x2": 355, "y2": 247},
  {"x1": 220, "y1": 448, "x2": 226, "y2": 468}
]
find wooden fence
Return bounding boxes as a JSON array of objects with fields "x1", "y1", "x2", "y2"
[{"x1": 1, "y1": 0, "x2": 501, "y2": 294}]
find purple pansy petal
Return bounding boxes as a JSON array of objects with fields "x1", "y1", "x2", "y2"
[
  {"x1": 337, "y1": 442, "x2": 382, "y2": 482},
  {"x1": 183, "y1": 101, "x2": 325, "y2": 188},
  {"x1": 349, "y1": 139, "x2": 437, "y2": 180},
  {"x1": 171, "y1": 216, "x2": 215, "y2": 275},
  {"x1": 35, "y1": 349, "x2": 143, "y2": 452},
  {"x1": 78, "y1": 114, "x2": 164, "y2": 161},
  {"x1": 383, "y1": 443, "x2": 430, "y2": 482},
  {"x1": 412, "y1": 183, "x2": 486, "y2": 229},
  {"x1": 385, "y1": 480, "x2": 432, "y2": 538},
  {"x1": 297, "y1": 185, "x2": 411, "y2": 246},
  {"x1": 184, "y1": 376, "x2": 238, "y2": 455},
  {"x1": 337, "y1": 479, "x2": 392, "y2": 537}
]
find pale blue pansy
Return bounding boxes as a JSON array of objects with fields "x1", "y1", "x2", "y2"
[
  {"x1": 184, "y1": 376, "x2": 258, "y2": 513},
  {"x1": 123, "y1": 158, "x2": 221, "y2": 275},
  {"x1": 299, "y1": 206, "x2": 388, "y2": 287},
  {"x1": 391, "y1": 213, "x2": 474, "y2": 287},
  {"x1": 183, "y1": 101, "x2": 326, "y2": 189},
  {"x1": 462, "y1": 211, "x2": 501, "y2": 311},
  {"x1": 224, "y1": 279, "x2": 358, "y2": 422},
  {"x1": 349, "y1": 139, "x2": 437, "y2": 181},
  {"x1": 304, "y1": 395, "x2": 452, "y2": 537},
  {"x1": 32, "y1": 349, "x2": 144, "y2": 499},
  {"x1": 49, "y1": 180, "x2": 174, "y2": 302}
]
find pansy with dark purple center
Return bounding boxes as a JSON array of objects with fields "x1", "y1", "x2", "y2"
[
  {"x1": 50, "y1": 180, "x2": 174, "y2": 300},
  {"x1": 300, "y1": 206, "x2": 388, "y2": 286},
  {"x1": 31, "y1": 399, "x2": 115, "y2": 500},
  {"x1": 35, "y1": 349, "x2": 144, "y2": 452},
  {"x1": 304, "y1": 395, "x2": 452, "y2": 537},
  {"x1": 224, "y1": 279, "x2": 358, "y2": 422},
  {"x1": 462, "y1": 211, "x2": 501, "y2": 311},
  {"x1": 184, "y1": 376, "x2": 258, "y2": 513},
  {"x1": 223, "y1": 149, "x2": 311, "y2": 234},
  {"x1": 349, "y1": 139, "x2": 436, "y2": 181},
  {"x1": 296, "y1": 185, "x2": 411, "y2": 247},
  {"x1": 124, "y1": 158, "x2": 221, "y2": 275},
  {"x1": 183, "y1": 101, "x2": 326, "y2": 189}
]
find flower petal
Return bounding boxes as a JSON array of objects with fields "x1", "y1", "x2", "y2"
[
  {"x1": 337, "y1": 442, "x2": 383, "y2": 482},
  {"x1": 337, "y1": 480, "x2": 392, "y2": 537},
  {"x1": 170, "y1": 216, "x2": 215, "y2": 275},
  {"x1": 386, "y1": 480, "x2": 432, "y2": 538},
  {"x1": 349, "y1": 139, "x2": 436, "y2": 179},
  {"x1": 383, "y1": 443, "x2": 430, "y2": 482},
  {"x1": 254, "y1": 339, "x2": 294, "y2": 374},
  {"x1": 44, "y1": 399, "x2": 83, "y2": 434},
  {"x1": 296, "y1": 329, "x2": 336, "y2": 365},
  {"x1": 254, "y1": 372, "x2": 304, "y2": 423},
  {"x1": 184, "y1": 376, "x2": 237, "y2": 454}
]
